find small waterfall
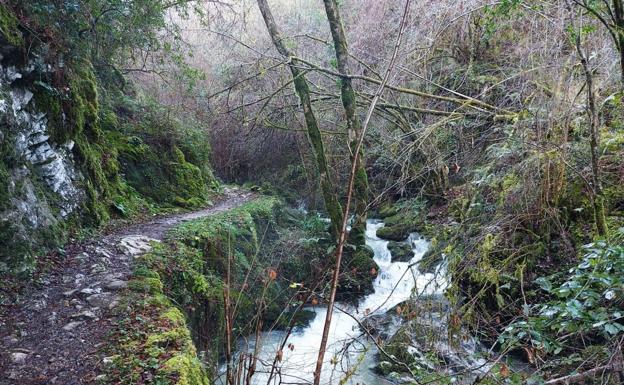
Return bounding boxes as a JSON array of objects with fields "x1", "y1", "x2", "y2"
[{"x1": 222, "y1": 219, "x2": 468, "y2": 385}]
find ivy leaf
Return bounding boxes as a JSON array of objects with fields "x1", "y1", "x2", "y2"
[
  {"x1": 535, "y1": 277, "x2": 552, "y2": 292},
  {"x1": 604, "y1": 323, "x2": 620, "y2": 335}
]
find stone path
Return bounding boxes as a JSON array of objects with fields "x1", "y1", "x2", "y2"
[{"x1": 0, "y1": 188, "x2": 253, "y2": 384}]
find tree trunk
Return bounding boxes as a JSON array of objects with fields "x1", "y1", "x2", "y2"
[
  {"x1": 256, "y1": 0, "x2": 343, "y2": 238},
  {"x1": 614, "y1": 1, "x2": 624, "y2": 86},
  {"x1": 322, "y1": 0, "x2": 368, "y2": 245},
  {"x1": 575, "y1": 24, "x2": 609, "y2": 236},
  {"x1": 620, "y1": 38, "x2": 624, "y2": 85}
]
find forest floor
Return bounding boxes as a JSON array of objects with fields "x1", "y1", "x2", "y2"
[{"x1": 0, "y1": 187, "x2": 254, "y2": 385}]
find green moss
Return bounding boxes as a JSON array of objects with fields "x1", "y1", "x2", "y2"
[
  {"x1": 337, "y1": 244, "x2": 379, "y2": 298},
  {"x1": 387, "y1": 241, "x2": 414, "y2": 262},
  {"x1": 376, "y1": 224, "x2": 413, "y2": 241},
  {"x1": 0, "y1": 4, "x2": 23, "y2": 47},
  {"x1": 68, "y1": 62, "x2": 100, "y2": 138},
  {"x1": 106, "y1": 263, "x2": 210, "y2": 385},
  {"x1": 117, "y1": 140, "x2": 210, "y2": 208},
  {"x1": 161, "y1": 307, "x2": 187, "y2": 324},
  {"x1": 378, "y1": 205, "x2": 398, "y2": 218},
  {"x1": 128, "y1": 277, "x2": 164, "y2": 294},
  {"x1": 162, "y1": 354, "x2": 209, "y2": 385},
  {"x1": 145, "y1": 326, "x2": 189, "y2": 349},
  {"x1": 0, "y1": 161, "x2": 9, "y2": 211}
]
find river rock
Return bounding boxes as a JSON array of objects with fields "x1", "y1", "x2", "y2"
[
  {"x1": 388, "y1": 241, "x2": 414, "y2": 262},
  {"x1": 376, "y1": 224, "x2": 412, "y2": 241},
  {"x1": 376, "y1": 297, "x2": 490, "y2": 382},
  {"x1": 361, "y1": 313, "x2": 400, "y2": 340}
]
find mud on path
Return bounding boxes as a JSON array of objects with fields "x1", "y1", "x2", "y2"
[{"x1": 0, "y1": 188, "x2": 254, "y2": 384}]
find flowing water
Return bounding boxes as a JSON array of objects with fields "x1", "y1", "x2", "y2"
[{"x1": 223, "y1": 219, "x2": 453, "y2": 385}]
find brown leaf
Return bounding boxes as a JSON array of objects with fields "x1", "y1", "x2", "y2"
[
  {"x1": 522, "y1": 347, "x2": 535, "y2": 364},
  {"x1": 500, "y1": 363, "x2": 510, "y2": 378},
  {"x1": 450, "y1": 313, "x2": 461, "y2": 328}
]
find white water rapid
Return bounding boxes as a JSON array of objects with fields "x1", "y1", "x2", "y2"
[{"x1": 222, "y1": 219, "x2": 449, "y2": 385}]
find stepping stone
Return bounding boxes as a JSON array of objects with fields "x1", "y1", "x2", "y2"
[
  {"x1": 62, "y1": 321, "x2": 83, "y2": 331},
  {"x1": 71, "y1": 310, "x2": 97, "y2": 320},
  {"x1": 63, "y1": 289, "x2": 78, "y2": 298},
  {"x1": 118, "y1": 235, "x2": 160, "y2": 256},
  {"x1": 105, "y1": 280, "x2": 127, "y2": 291},
  {"x1": 86, "y1": 293, "x2": 119, "y2": 309},
  {"x1": 10, "y1": 352, "x2": 28, "y2": 364}
]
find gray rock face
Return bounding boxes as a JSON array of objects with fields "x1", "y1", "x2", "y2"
[{"x1": 0, "y1": 59, "x2": 85, "y2": 273}]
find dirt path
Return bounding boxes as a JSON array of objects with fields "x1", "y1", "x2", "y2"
[{"x1": 0, "y1": 188, "x2": 253, "y2": 384}]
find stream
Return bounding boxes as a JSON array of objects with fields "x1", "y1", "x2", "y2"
[{"x1": 222, "y1": 219, "x2": 468, "y2": 385}]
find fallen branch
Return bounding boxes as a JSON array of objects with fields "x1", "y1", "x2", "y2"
[{"x1": 544, "y1": 364, "x2": 620, "y2": 385}]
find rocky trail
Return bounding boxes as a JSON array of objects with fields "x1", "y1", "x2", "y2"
[{"x1": 0, "y1": 188, "x2": 253, "y2": 385}]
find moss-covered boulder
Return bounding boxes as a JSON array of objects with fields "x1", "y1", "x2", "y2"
[
  {"x1": 378, "y1": 205, "x2": 398, "y2": 219},
  {"x1": 376, "y1": 224, "x2": 413, "y2": 241},
  {"x1": 376, "y1": 209, "x2": 423, "y2": 241},
  {"x1": 388, "y1": 241, "x2": 414, "y2": 262},
  {"x1": 337, "y1": 244, "x2": 380, "y2": 299}
]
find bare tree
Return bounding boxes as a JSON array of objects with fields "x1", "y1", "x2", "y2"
[
  {"x1": 322, "y1": 0, "x2": 369, "y2": 245},
  {"x1": 574, "y1": 0, "x2": 624, "y2": 85},
  {"x1": 256, "y1": 0, "x2": 344, "y2": 238},
  {"x1": 567, "y1": 0, "x2": 609, "y2": 236},
  {"x1": 313, "y1": 1, "x2": 412, "y2": 384}
]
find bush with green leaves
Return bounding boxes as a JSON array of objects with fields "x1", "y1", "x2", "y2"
[{"x1": 500, "y1": 230, "x2": 624, "y2": 355}]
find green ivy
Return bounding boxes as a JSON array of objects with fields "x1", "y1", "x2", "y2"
[{"x1": 500, "y1": 231, "x2": 624, "y2": 355}]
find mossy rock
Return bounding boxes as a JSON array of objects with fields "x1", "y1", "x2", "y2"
[
  {"x1": 119, "y1": 143, "x2": 209, "y2": 208},
  {"x1": 377, "y1": 327, "x2": 419, "y2": 374},
  {"x1": 162, "y1": 354, "x2": 209, "y2": 385},
  {"x1": 376, "y1": 224, "x2": 413, "y2": 241},
  {"x1": 0, "y1": 161, "x2": 9, "y2": 212},
  {"x1": 376, "y1": 210, "x2": 422, "y2": 241},
  {"x1": 0, "y1": 4, "x2": 23, "y2": 47},
  {"x1": 388, "y1": 241, "x2": 414, "y2": 262},
  {"x1": 338, "y1": 245, "x2": 379, "y2": 299},
  {"x1": 383, "y1": 212, "x2": 415, "y2": 227},
  {"x1": 378, "y1": 205, "x2": 398, "y2": 219},
  {"x1": 109, "y1": 274, "x2": 209, "y2": 385}
]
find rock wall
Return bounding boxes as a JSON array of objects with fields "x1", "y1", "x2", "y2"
[
  {"x1": 0, "y1": 49, "x2": 85, "y2": 274},
  {"x1": 0, "y1": 6, "x2": 219, "y2": 278}
]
